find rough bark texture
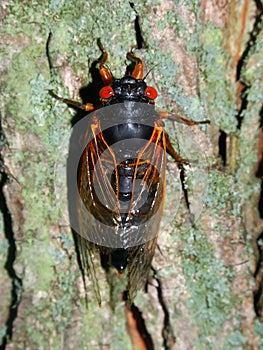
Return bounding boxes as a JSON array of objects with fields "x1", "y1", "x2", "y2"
[{"x1": 0, "y1": 1, "x2": 263, "y2": 349}]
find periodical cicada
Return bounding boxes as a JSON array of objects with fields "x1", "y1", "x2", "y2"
[{"x1": 51, "y1": 40, "x2": 207, "y2": 306}]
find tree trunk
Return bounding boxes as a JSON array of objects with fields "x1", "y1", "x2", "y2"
[{"x1": 0, "y1": 1, "x2": 262, "y2": 349}]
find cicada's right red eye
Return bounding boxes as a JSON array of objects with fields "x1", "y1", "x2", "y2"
[
  {"x1": 144, "y1": 86, "x2": 158, "y2": 100},
  {"x1": 99, "y1": 86, "x2": 114, "y2": 99}
]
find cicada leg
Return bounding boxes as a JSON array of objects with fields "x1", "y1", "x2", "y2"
[
  {"x1": 49, "y1": 39, "x2": 114, "y2": 110},
  {"x1": 164, "y1": 130, "x2": 189, "y2": 166},
  {"x1": 161, "y1": 115, "x2": 208, "y2": 226},
  {"x1": 164, "y1": 128, "x2": 195, "y2": 224},
  {"x1": 127, "y1": 49, "x2": 144, "y2": 79},
  {"x1": 159, "y1": 111, "x2": 210, "y2": 126},
  {"x1": 152, "y1": 119, "x2": 188, "y2": 166},
  {"x1": 97, "y1": 39, "x2": 114, "y2": 85},
  {"x1": 49, "y1": 90, "x2": 96, "y2": 111}
]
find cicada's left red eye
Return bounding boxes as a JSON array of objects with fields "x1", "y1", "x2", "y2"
[
  {"x1": 99, "y1": 86, "x2": 114, "y2": 99},
  {"x1": 144, "y1": 86, "x2": 158, "y2": 100}
]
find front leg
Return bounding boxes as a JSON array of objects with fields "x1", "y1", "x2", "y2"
[
  {"x1": 97, "y1": 39, "x2": 114, "y2": 85},
  {"x1": 49, "y1": 90, "x2": 97, "y2": 111},
  {"x1": 165, "y1": 131, "x2": 189, "y2": 166},
  {"x1": 49, "y1": 39, "x2": 114, "y2": 110},
  {"x1": 127, "y1": 49, "x2": 144, "y2": 80}
]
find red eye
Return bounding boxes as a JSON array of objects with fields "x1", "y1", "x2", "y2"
[
  {"x1": 99, "y1": 86, "x2": 114, "y2": 99},
  {"x1": 144, "y1": 86, "x2": 158, "y2": 100}
]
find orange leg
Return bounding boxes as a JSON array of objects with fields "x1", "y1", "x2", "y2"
[
  {"x1": 97, "y1": 39, "x2": 114, "y2": 85},
  {"x1": 49, "y1": 40, "x2": 114, "y2": 110},
  {"x1": 159, "y1": 112, "x2": 210, "y2": 126},
  {"x1": 153, "y1": 118, "x2": 188, "y2": 165},
  {"x1": 164, "y1": 131, "x2": 189, "y2": 166},
  {"x1": 127, "y1": 50, "x2": 144, "y2": 80},
  {"x1": 49, "y1": 90, "x2": 96, "y2": 111},
  {"x1": 160, "y1": 112, "x2": 209, "y2": 165}
]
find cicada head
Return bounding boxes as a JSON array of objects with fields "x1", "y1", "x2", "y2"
[{"x1": 99, "y1": 77, "x2": 158, "y2": 105}]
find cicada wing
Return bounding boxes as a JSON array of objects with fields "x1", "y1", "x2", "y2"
[
  {"x1": 73, "y1": 232, "x2": 102, "y2": 306},
  {"x1": 76, "y1": 118, "x2": 122, "y2": 303},
  {"x1": 125, "y1": 124, "x2": 167, "y2": 303},
  {"x1": 125, "y1": 124, "x2": 167, "y2": 245},
  {"x1": 76, "y1": 119, "x2": 167, "y2": 304},
  {"x1": 126, "y1": 235, "x2": 158, "y2": 305},
  {"x1": 79, "y1": 119, "x2": 120, "y2": 218},
  {"x1": 77, "y1": 118, "x2": 123, "y2": 247}
]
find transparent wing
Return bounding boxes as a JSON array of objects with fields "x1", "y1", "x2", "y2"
[
  {"x1": 78, "y1": 119, "x2": 120, "y2": 226},
  {"x1": 77, "y1": 119, "x2": 168, "y2": 305},
  {"x1": 73, "y1": 232, "x2": 102, "y2": 306},
  {"x1": 124, "y1": 124, "x2": 167, "y2": 303},
  {"x1": 126, "y1": 236, "x2": 159, "y2": 305}
]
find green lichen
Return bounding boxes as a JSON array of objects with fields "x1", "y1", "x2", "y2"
[
  {"x1": 181, "y1": 226, "x2": 237, "y2": 336},
  {"x1": 1, "y1": 0, "x2": 262, "y2": 348},
  {"x1": 199, "y1": 23, "x2": 238, "y2": 132}
]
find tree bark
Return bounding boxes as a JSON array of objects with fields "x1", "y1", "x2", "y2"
[{"x1": 0, "y1": 1, "x2": 262, "y2": 349}]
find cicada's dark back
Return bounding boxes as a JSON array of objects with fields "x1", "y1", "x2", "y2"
[
  {"x1": 77, "y1": 105, "x2": 167, "y2": 304},
  {"x1": 51, "y1": 40, "x2": 197, "y2": 306}
]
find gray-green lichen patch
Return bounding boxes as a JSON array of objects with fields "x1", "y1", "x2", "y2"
[{"x1": 1, "y1": 0, "x2": 262, "y2": 348}]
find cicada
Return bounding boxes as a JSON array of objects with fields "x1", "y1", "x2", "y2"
[{"x1": 51, "y1": 40, "x2": 206, "y2": 306}]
